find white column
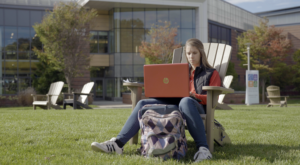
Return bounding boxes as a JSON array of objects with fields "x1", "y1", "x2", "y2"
[{"x1": 195, "y1": 0, "x2": 208, "y2": 42}]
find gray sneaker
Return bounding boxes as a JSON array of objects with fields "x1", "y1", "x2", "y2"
[
  {"x1": 91, "y1": 137, "x2": 123, "y2": 155},
  {"x1": 194, "y1": 147, "x2": 212, "y2": 162}
]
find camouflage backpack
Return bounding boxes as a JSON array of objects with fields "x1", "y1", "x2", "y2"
[{"x1": 138, "y1": 104, "x2": 188, "y2": 160}]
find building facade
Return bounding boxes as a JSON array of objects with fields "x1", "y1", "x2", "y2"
[
  {"x1": 0, "y1": 0, "x2": 261, "y2": 100},
  {"x1": 256, "y1": 6, "x2": 300, "y2": 65}
]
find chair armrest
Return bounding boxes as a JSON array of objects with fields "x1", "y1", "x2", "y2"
[
  {"x1": 31, "y1": 94, "x2": 47, "y2": 97},
  {"x1": 202, "y1": 86, "x2": 234, "y2": 94},
  {"x1": 62, "y1": 93, "x2": 73, "y2": 96},
  {"x1": 46, "y1": 94, "x2": 60, "y2": 96},
  {"x1": 267, "y1": 96, "x2": 289, "y2": 99},
  {"x1": 72, "y1": 92, "x2": 93, "y2": 96},
  {"x1": 123, "y1": 82, "x2": 144, "y2": 87}
]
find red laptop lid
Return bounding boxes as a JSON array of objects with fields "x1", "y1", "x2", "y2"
[{"x1": 144, "y1": 63, "x2": 189, "y2": 98}]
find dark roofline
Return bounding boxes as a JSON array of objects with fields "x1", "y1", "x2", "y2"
[{"x1": 255, "y1": 5, "x2": 300, "y2": 15}]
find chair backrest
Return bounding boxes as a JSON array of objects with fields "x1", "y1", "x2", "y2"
[
  {"x1": 218, "y1": 75, "x2": 233, "y2": 103},
  {"x1": 172, "y1": 43, "x2": 232, "y2": 81},
  {"x1": 77, "y1": 82, "x2": 94, "y2": 104},
  {"x1": 47, "y1": 81, "x2": 64, "y2": 105},
  {"x1": 266, "y1": 85, "x2": 281, "y2": 104}
]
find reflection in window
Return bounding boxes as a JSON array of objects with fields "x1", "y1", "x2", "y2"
[
  {"x1": 18, "y1": 10, "x2": 30, "y2": 26},
  {"x1": 31, "y1": 28, "x2": 42, "y2": 50},
  {"x1": 5, "y1": 51, "x2": 17, "y2": 60},
  {"x1": 99, "y1": 32, "x2": 108, "y2": 53},
  {"x1": 121, "y1": 65, "x2": 133, "y2": 77},
  {"x1": 0, "y1": 9, "x2": 3, "y2": 25},
  {"x1": 157, "y1": 9, "x2": 168, "y2": 26},
  {"x1": 134, "y1": 65, "x2": 143, "y2": 77},
  {"x1": 18, "y1": 77, "x2": 30, "y2": 92},
  {"x1": 209, "y1": 23, "x2": 231, "y2": 45},
  {"x1": 18, "y1": 27, "x2": 30, "y2": 51},
  {"x1": 30, "y1": 11, "x2": 42, "y2": 26},
  {"x1": 90, "y1": 31, "x2": 98, "y2": 53},
  {"x1": 133, "y1": 9, "x2": 144, "y2": 28},
  {"x1": 0, "y1": 26, "x2": 3, "y2": 51},
  {"x1": 4, "y1": 39, "x2": 17, "y2": 51},
  {"x1": 3, "y1": 78, "x2": 18, "y2": 94},
  {"x1": 5, "y1": 60, "x2": 18, "y2": 77},
  {"x1": 121, "y1": 53, "x2": 133, "y2": 65},
  {"x1": 30, "y1": 51, "x2": 38, "y2": 60},
  {"x1": 90, "y1": 31, "x2": 108, "y2": 54},
  {"x1": 106, "y1": 78, "x2": 114, "y2": 97},
  {"x1": 19, "y1": 61, "x2": 30, "y2": 77},
  {"x1": 120, "y1": 8, "x2": 132, "y2": 28},
  {"x1": 181, "y1": 29, "x2": 193, "y2": 45},
  {"x1": 4, "y1": 9, "x2": 17, "y2": 26},
  {"x1": 19, "y1": 52, "x2": 30, "y2": 60},
  {"x1": 120, "y1": 29, "x2": 133, "y2": 53},
  {"x1": 0, "y1": 9, "x2": 49, "y2": 95},
  {"x1": 169, "y1": 9, "x2": 180, "y2": 28},
  {"x1": 90, "y1": 67, "x2": 112, "y2": 78},
  {"x1": 4, "y1": 26, "x2": 17, "y2": 51},
  {"x1": 181, "y1": 9, "x2": 193, "y2": 28},
  {"x1": 145, "y1": 9, "x2": 156, "y2": 28},
  {"x1": 133, "y1": 29, "x2": 144, "y2": 53}
]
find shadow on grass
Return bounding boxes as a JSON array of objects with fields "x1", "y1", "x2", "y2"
[
  {"x1": 125, "y1": 140, "x2": 300, "y2": 164},
  {"x1": 178, "y1": 140, "x2": 299, "y2": 163}
]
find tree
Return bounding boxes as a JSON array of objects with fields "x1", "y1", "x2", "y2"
[
  {"x1": 226, "y1": 61, "x2": 238, "y2": 80},
  {"x1": 31, "y1": 56, "x2": 65, "y2": 94},
  {"x1": 237, "y1": 19, "x2": 293, "y2": 102},
  {"x1": 139, "y1": 21, "x2": 181, "y2": 64},
  {"x1": 33, "y1": 2, "x2": 97, "y2": 93},
  {"x1": 292, "y1": 49, "x2": 300, "y2": 92}
]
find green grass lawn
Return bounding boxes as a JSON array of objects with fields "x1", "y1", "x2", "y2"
[{"x1": 0, "y1": 104, "x2": 300, "y2": 164}]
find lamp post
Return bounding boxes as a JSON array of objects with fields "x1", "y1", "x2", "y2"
[
  {"x1": 245, "y1": 43, "x2": 251, "y2": 106},
  {"x1": 245, "y1": 43, "x2": 251, "y2": 70}
]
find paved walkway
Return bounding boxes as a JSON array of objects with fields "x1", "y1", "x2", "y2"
[{"x1": 92, "y1": 101, "x2": 132, "y2": 109}]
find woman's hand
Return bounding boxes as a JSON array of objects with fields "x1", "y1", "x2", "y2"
[{"x1": 190, "y1": 92, "x2": 195, "y2": 97}]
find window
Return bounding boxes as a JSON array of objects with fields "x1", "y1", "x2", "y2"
[
  {"x1": 208, "y1": 23, "x2": 231, "y2": 45},
  {"x1": 89, "y1": 31, "x2": 109, "y2": 54}
]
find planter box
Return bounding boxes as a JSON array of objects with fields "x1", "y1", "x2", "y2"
[{"x1": 122, "y1": 93, "x2": 148, "y2": 104}]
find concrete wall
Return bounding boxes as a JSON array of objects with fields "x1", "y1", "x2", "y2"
[
  {"x1": 90, "y1": 55, "x2": 109, "y2": 66},
  {"x1": 90, "y1": 11, "x2": 110, "y2": 31}
]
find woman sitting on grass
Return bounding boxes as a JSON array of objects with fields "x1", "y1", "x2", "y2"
[{"x1": 91, "y1": 38, "x2": 221, "y2": 162}]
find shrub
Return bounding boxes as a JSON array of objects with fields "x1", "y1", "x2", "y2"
[{"x1": 17, "y1": 87, "x2": 36, "y2": 106}]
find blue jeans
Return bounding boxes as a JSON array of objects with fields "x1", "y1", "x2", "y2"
[{"x1": 116, "y1": 97, "x2": 209, "y2": 149}]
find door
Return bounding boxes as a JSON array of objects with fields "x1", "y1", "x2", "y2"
[{"x1": 94, "y1": 79, "x2": 104, "y2": 100}]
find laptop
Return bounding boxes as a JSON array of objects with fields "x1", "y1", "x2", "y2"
[{"x1": 144, "y1": 63, "x2": 190, "y2": 98}]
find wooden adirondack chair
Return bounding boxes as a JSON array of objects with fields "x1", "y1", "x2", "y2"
[
  {"x1": 266, "y1": 85, "x2": 288, "y2": 107},
  {"x1": 63, "y1": 82, "x2": 94, "y2": 109},
  {"x1": 172, "y1": 43, "x2": 234, "y2": 152},
  {"x1": 173, "y1": 43, "x2": 234, "y2": 110},
  {"x1": 216, "y1": 75, "x2": 233, "y2": 110},
  {"x1": 124, "y1": 43, "x2": 234, "y2": 152},
  {"x1": 31, "y1": 81, "x2": 64, "y2": 110}
]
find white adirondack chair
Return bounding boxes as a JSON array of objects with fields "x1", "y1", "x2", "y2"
[
  {"x1": 216, "y1": 75, "x2": 233, "y2": 110},
  {"x1": 172, "y1": 43, "x2": 234, "y2": 152},
  {"x1": 63, "y1": 82, "x2": 94, "y2": 109},
  {"x1": 31, "y1": 81, "x2": 64, "y2": 110},
  {"x1": 173, "y1": 43, "x2": 233, "y2": 110}
]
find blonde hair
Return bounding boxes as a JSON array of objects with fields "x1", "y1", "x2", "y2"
[{"x1": 185, "y1": 38, "x2": 213, "y2": 69}]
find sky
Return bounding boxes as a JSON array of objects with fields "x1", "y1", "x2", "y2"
[{"x1": 224, "y1": 0, "x2": 300, "y2": 13}]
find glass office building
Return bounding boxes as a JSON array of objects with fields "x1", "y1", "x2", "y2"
[
  {"x1": 0, "y1": 8, "x2": 47, "y2": 95},
  {"x1": 90, "y1": 8, "x2": 196, "y2": 100},
  {"x1": 0, "y1": 0, "x2": 261, "y2": 102}
]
